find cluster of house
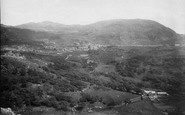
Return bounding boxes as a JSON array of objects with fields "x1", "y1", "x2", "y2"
[
  {"x1": 2, "y1": 42, "x2": 106, "y2": 56},
  {"x1": 3, "y1": 45, "x2": 59, "y2": 55},
  {"x1": 3, "y1": 45, "x2": 43, "y2": 54},
  {"x1": 61, "y1": 42, "x2": 106, "y2": 53},
  {"x1": 40, "y1": 39, "x2": 58, "y2": 50},
  {"x1": 3, "y1": 51, "x2": 25, "y2": 60},
  {"x1": 141, "y1": 88, "x2": 169, "y2": 101}
]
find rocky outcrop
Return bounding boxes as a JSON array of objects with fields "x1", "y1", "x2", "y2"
[{"x1": 1, "y1": 107, "x2": 15, "y2": 115}]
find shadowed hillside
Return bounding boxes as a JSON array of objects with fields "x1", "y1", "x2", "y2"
[{"x1": 1, "y1": 24, "x2": 60, "y2": 47}]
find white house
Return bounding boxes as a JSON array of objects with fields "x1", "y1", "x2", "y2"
[
  {"x1": 175, "y1": 44, "x2": 180, "y2": 46},
  {"x1": 142, "y1": 89, "x2": 156, "y2": 95},
  {"x1": 157, "y1": 92, "x2": 169, "y2": 96}
]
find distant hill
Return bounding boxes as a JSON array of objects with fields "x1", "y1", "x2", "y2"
[
  {"x1": 177, "y1": 34, "x2": 185, "y2": 45},
  {"x1": 16, "y1": 21, "x2": 83, "y2": 33},
  {"x1": 81, "y1": 19, "x2": 178, "y2": 45},
  {"x1": 1, "y1": 24, "x2": 60, "y2": 47},
  {"x1": 15, "y1": 19, "x2": 178, "y2": 46}
]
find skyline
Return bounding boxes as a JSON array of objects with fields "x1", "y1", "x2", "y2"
[{"x1": 1, "y1": 0, "x2": 185, "y2": 34}]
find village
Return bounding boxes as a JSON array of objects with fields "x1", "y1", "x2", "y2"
[{"x1": 2, "y1": 41, "x2": 106, "y2": 56}]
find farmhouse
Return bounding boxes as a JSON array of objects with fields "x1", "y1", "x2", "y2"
[
  {"x1": 142, "y1": 89, "x2": 156, "y2": 95},
  {"x1": 157, "y1": 92, "x2": 169, "y2": 96},
  {"x1": 79, "y1": 54, "x2": 89, "y2": 59},
  {"x1": 175, "y1": 44, "x2": 180, "y2": 46},
  {"x1": 141, "y1": 88, "x2": 169, "y2": 101}
]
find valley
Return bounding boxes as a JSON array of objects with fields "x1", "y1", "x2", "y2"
[{"x1": 1, "y1": 19, "x2": 185, "y2": 115}]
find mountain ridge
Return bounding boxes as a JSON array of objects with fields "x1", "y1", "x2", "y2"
[{"x1": 2, "y1": 19, "x2": 181, "y2": 46}]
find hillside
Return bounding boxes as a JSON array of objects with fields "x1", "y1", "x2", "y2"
[
  {"x1": 0, "y1": 24, "x2": 62, "y2": 49},
  {"x1": 1, "y1": 20, "x2": 185, "y2": 115},
  {"x1": 83, "y1": 19, "x2": 177, "y2": 45},
  {"x1": 16, "y1": 21, "x2": 83, "y2": 33},
  {"x1": 16, "y1": 19, "x2": 178, "y2": 46},
  {"x1": 177, "y1": 34, "x2": 185, "y2": 46}
]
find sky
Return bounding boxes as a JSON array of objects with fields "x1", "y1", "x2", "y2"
[{"x1": 1, "y1": 0, "x2": 185, "y2": 34}]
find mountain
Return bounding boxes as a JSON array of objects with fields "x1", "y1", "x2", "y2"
[
  {"x1": 16, "y1": 21, "x2": 83, "y2": 33},
  {"x1": 1, "y1": 20, "x2": 185, "y2": 114},
  {"x1": 177, "y1": 34, "x2": 185, "y2": 45},
  {"x1": 1, "y1": 24, "x2": 60, "y2": 47},
  {"x1": 15, "y1": 19, "x2": 178, "y2": 46},
  {"x1": 82, "y1": 19, "x2": 177, "y2": 45}
]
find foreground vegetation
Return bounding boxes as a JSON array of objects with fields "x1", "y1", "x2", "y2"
[
  {"x1": 1, "y1": 19, "x2": 185, "y2": 115},
  {"x1": 1, "y1": 45, "x2": 185, "y2": 115}
]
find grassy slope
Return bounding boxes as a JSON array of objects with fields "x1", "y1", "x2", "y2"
[{"x1": 1, "y1": 45, "x2": 184, "y2": 114}]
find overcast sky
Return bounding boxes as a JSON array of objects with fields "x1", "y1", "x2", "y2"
[{"x1": 1, "y1": 0, "x2": 185, "y2": 34}]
